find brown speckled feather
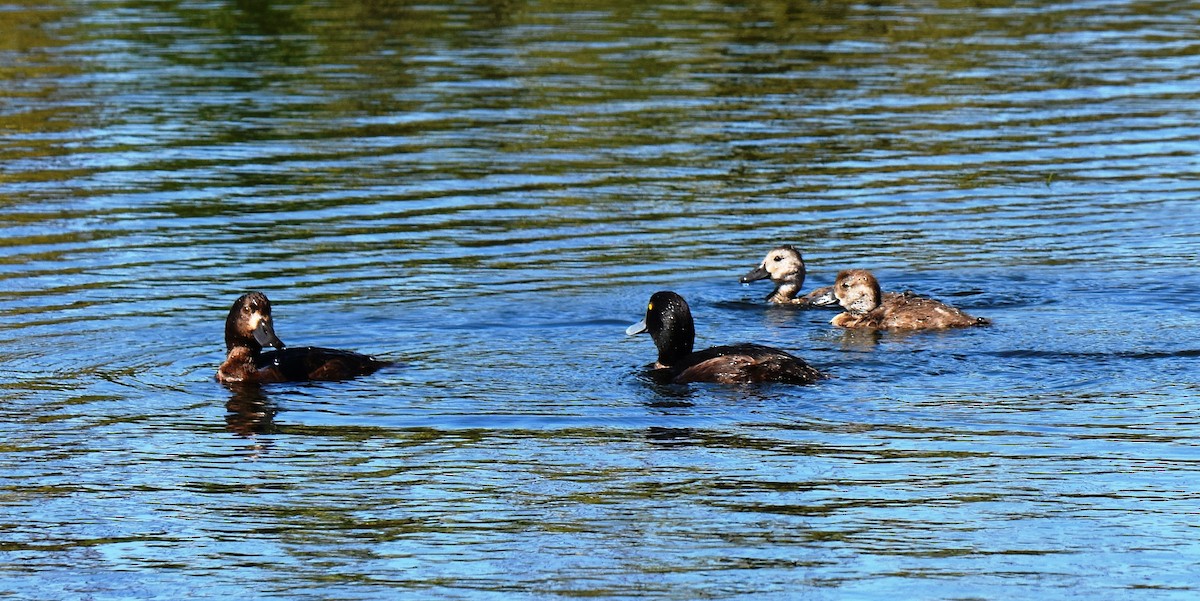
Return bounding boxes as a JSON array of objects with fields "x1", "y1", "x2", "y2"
[{"x1": 830, "y1": 271, "x2": 988, "y2": 331}]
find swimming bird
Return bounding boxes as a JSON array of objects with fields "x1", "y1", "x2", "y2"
[
  {"x1": 626, "y1": 291, "x2": 822, "y2": 384},
  {"x1": 217, "y1": 292, "x2": 390, "y2": 384},
  {"x1": 739, "y1": 245, "x2": 833, "y2": 305},
  {"x1": 814, "y1": 270, "x2": 989, "y2": 330}
]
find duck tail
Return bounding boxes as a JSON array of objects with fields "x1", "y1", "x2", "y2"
[{"x1": 747, "y1": 357, "x2": 823, "y2": 385}]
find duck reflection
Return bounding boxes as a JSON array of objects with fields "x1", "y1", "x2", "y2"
[
  {"x1": 224, "y1": 385, "x2": 279, "y2": 437},
  {"x1": 835, "y1": 327, "x2": 884, "y2": 352},
  {"x1": 645, "y1": 426, "x2": 698, "y2": 447}
]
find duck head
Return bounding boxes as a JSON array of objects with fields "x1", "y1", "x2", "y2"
[
  {"x1": 830, "y1": 269, "x2": 883, "y2": 315},
  {"x1": 225, "y1": 291, "x2": 286, "y2": 352},
  {"x1": 740, "y1": 245, "x2": 807, "y2": 301},
  {"x1": 626, "y1": 291, "x2": 695, "y2": 367}
]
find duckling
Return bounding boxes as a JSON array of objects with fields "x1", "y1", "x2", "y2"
[
  {"x1": 217, "y1": 292, "x2": 390, "y2": 384},
  {"x1": 739, "y1": 245, "x2": 833, "y2": 305},
  {"x1": 815, "y1": 270, "x2": 989, "y2": 330},
  {"x1": 626, "y1": 291, "x2": 822, "y2": 384}
]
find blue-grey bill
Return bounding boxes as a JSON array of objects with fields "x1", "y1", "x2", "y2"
[{"x1": 626, "y1": 318, "x2": 647, "y2": 336}]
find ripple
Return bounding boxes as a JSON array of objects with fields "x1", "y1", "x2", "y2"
[{"x1": 2, "y1": 0, "x2": 1200, "y2": 598}]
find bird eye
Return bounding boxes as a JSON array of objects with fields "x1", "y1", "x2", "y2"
[
  {"x1": 647, "y1": 302, "x2": 654, "y2": 311},
  {"x1": 841, "y1": 282, "x2": 850, "y2": 288},
  {"x1": 772, "y1": 255, "x2": 783, "y2": 262}
]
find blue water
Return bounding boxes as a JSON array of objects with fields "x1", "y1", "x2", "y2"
[{"x1": 2, "y1": 0, "x2": 1200, "y2": 599}]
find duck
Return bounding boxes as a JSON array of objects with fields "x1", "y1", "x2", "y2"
[
  {"x1": 626, "y1": 291, "x2": 822, "y2": 385},
  {"x1": 740, "y1": 244, "x2": 911, "y2": 307},
  {"x1": 739, "y1": 245, "x2": 833, "y2": 305},
  {"x1": 813, "y1": 269, "x2": 989, "y2": 330},
  {"x1": 217, "y1": 291, "x2": 390, "y2": 384}
]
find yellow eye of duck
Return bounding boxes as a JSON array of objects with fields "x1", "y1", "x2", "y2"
[{"x1": 647, "y1": 302, "x2": 654, "y2": 311}]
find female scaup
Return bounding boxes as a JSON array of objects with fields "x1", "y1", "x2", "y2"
[
  {"x1": 739, "y1": 245, "x2": 833, "y2": 305},
  {"x1": 626, "y1": 291, "x2": 822, "y2": 385},
  {"x1": 740, "y1": 244, "x2": 910, "y2": 306},
  {"x1": 814, "y1": 269, "x2": 989, "y2": 330},
  {"x1": 217, "y1": 292, "x2": 390, "y2": 384}
]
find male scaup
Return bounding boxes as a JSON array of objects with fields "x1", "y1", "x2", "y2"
[
  {"x1": 814, "y1": 270, "x2": 989, "y2": 330},
  {"x1": 626, "y1": 291, "x2": 822, "y2": 385},
  {"x1": 217, "y1": 292, "x2": 390, "y2": 384}
]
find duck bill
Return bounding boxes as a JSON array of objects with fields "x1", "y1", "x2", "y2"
[
  {"x1": 808, "y1": 288, "x2": 840, "y2": 307},
  {"x1": 253, "y1": 316, "x2": 286, "y2": 349},
  {"x1": 740, "y1": 265, "x2": 770, "y2": 284},
  {"x1": 626, "y1": 318, "x2": 648, "y2": 336}
]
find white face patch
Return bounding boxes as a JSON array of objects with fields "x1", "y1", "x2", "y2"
[
  {"x1": 248, "y1": 312, "x2": 263, "y2": 331},
  {"x1": 764, "y1": 248, "x2": 803, "y2": 280}
]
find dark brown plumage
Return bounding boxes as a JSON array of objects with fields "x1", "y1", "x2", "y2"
[
  {"x1": 626, "y1": 291, "x2": 822, "y2": 385},
  {"x1": 217, "y1": 292, "x2": 389, "y2": 384}
]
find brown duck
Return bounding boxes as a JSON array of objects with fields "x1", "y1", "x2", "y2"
[
  {"x1": 740, "y1": 245, "x2": 905, "y2": 306},
  {"x1": 739, "y1": 244, "x2": 832, "y2": 305},
  {"x1": 218, "y1": 292, "x2": 390, "y2": 384},
  {"x1": 814, "y1": 270, "x2": 989, "y2": 330}
]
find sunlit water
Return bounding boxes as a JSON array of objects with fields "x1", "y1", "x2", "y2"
[{"x1": 2, "y1": 0, "x2": 1199, "y2": 599}]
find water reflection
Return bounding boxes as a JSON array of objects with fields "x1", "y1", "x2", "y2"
[
  {"x1": 639, "y1": 377, "x2": 697, "y2": 406},
  {"x1": 224, "y1": 385, "x2": 278, "y2": 437},
  {"x1": 644, "y1": 426, "x2": 698, "y2": 447},
  {"x1": 834, "y1": 328, "x2": 884, "y2": 352},
  {"x1": 2, "y1": 0, "x2": 1200, "y2": 598}
]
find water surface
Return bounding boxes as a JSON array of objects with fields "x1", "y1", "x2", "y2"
[{"x1": 2, "y1": 0, "x2": 1199, "y2": 599}]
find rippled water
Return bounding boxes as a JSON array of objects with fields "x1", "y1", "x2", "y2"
[{"x1": 2, "y1": 0, "x2": 1200, "y2": 598}]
